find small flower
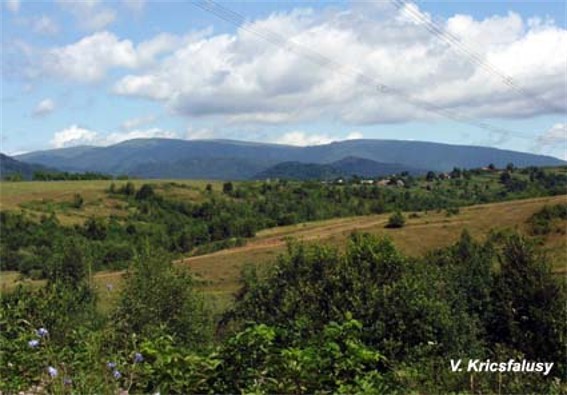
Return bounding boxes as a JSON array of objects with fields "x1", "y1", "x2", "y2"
[
  {"x1": 107, "y1": 361, "x2": 117, "y2": 369},
  {"x1": 113, "y1": 370, "x2": 122, "y2": 379},
  {"x1": 47, "y1": 366, "x2": 58, "y2": 378},
  {"x1": 28, "y1": 339, "x2": 40, "y2": 348},
  {"x1": 36, "y1": 327, "x2": 49, "y2": 337},
  {"x1": 133, "y1": 352, "x2": 144, "y2": 363},
  {"x1": 63, "y1": 377, "x2": 72, "y2": 385}
]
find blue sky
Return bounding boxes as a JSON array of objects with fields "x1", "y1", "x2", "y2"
[{"x1": 1, "y1": 0, "x2": 566, "y2": 159}]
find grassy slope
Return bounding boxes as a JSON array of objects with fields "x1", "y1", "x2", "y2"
[
  {"x1": 0, "y1": 180, "x2": 224, "y2": 225},
  {"x1": 2, "y1": 194, "x2": 565, "y2": 313}
]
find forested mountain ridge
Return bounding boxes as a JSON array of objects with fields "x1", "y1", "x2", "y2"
[{"x1": 15, "y1": 138, "x2": 564, "y2": 180}]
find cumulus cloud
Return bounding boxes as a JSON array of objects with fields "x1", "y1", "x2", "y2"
[
  {"x1": 8, "y1": 3, "x2": 566, "y2": 129},
  {"x1": 276, "y1": 131, "x2": 334, "y2": 146},
  {"x1": 40, "y1": 31, "x2": 190, "y2": 83},
  {"x1": 110, "y1": 3, "x2": 565, "y2": 125},
  {"x1": 56, "y1": 0, "x2": 116, "y2": 31},
  {"x1": 104, "y1": 128, "x2": 176, "y2": 144},
  {"x1": 43, "y1": 32, "x2": 138, "y2": 82},
  {"x1": 51, "y1": 125, "x2": 98, "y2": 148},
  {"x1": 51, "y1": 124, "x2": 177, "y2": 148},
  {"x1": 33, "y1": 98, "x2": 56, "y2": 117}
]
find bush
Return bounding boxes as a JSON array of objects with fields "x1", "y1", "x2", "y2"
[
  {"x1": 113, "y1": 246, "x2": 211, "y2": 349},
  {"x1": 72, "y1": 193, "x2": 84, "y2": 209},
  {"x1": 386, "y1": 211, "x2": 405, "y2": 228}
]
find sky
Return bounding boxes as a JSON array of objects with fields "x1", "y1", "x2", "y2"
[{"x1": 1, "y1": 0, "x2": 566, "y2": 159}]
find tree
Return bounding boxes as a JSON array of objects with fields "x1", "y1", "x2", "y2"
[
  {"x1": 426, "y1": 171, "x2": 436, "y2": 182},
  {"x1": 223, "y1": 182, "x2": 234, "y2": 194},
  {"x1": 135, "y1": 184, "x2": 155, "y2": 200},
  {"x1": 72, "y1": 193, "x2": 84, "y2": 209},
  {"x1": 114, "y1": 246, "x2": 211, "y2": 348},
  {"x1": 385, "y1": 211, "x2": 405, "y2": 228}
]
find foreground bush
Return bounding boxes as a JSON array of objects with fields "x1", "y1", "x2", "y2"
[{"x1": 1, "y1": 231, "x2": 564, "y2": 393}]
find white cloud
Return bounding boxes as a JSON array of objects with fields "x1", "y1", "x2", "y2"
[
  {"x1": 275, "y1": 130, "x2": 364, "y2": 146},
  {"x1": 56, "y1": 0, "x2": 116, "y2": 31},
  {"x1": 346, "y1": 131, "x2": 363, "y2": 140},
  {"x1": 111, "y1": 4, "x2": 565, "y2": 125},
  {"x1": 537, "y1": 123, "x2": 566, "y2": 146},
  {"x1": 5, "y1": 0, "x2": 20, "y2": 13},
  {"x1": 51, "y1": 125, "x2": 98, "y2": 148},
  {"x1": 104, "y1": 128, "x2": 176, "y2": 145},
  {"x1": 120, "y1": 115, "x2": 156, "y2": 130},
  {"x1": 33, "y1": 98, "x2": 56, "y2": 117},
  {"x1": 50, "y1": 125, "x2": 178, "y2": 148},
  {"x1": 41, "y1": 31, "x2": 188, "y2": 83},
  {"x1": 44, "y1": 32, "x2": 138, "y2": 82},
  {"x1": 31, "y1": 16, "x2": 60, "y2": 35},
  {"x1": 276, "y1": 131, "x2": 334, "y2": 146}
]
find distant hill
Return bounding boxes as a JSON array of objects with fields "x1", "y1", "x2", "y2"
[
  {"x1": 254, "y1": 162, "x2": 340, "y2": 180},
  {"x1": 254, "y1": 157, "x2": 426, "y2": 180},
  {"x1": 0, "y1": 153, "x2": 52, "y2": 180},
  {"x1": 16, "y1": 138, "x2": 565, "y2": 180}
]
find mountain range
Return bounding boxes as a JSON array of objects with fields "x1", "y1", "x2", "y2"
[{"x1": 10, "y1": 138, "x2": 565, "y2": 180}]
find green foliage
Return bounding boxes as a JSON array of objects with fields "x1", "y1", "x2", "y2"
[
  {"x1": 71, "y1": 193, "x2": 84, "y2": 209},
  {"x1": 222, "y1": 181, "x2": 234, "y2": 194},
  {"x1": 113, "y1": 246, "x2": 211, "y2": 349},
  {"x1": 226, "y1": 232, "x2": 566, "y2": 393},
  {"x1": 386, "y1": 211, "x2": 405, "y2": 228},
  {"x1": 33, "y1": 170, "x2": 113, "y2": 181},
  {"x1": 527, "y1": 203, "x2": 567, "y2": 235},
  {"x1": 135, "y1": 184, "x2": 155, "y2": 200}
]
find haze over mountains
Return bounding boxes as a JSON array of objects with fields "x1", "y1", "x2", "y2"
[{"x1": 13, "y1": 138, "x2": 565, "y2": 180}]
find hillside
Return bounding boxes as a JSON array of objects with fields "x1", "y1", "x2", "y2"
[
  {"x1": 0, "y1": 153, "x2": 52, "y2": 180},
  {"x1": 254, "y1": 156, "x2": 426, "y2": 180},
  {"x1": 16, "y1": 138, "x2": 564, "y2": 179}
]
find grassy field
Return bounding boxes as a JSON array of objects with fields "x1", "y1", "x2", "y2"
[
  {"x1": 2, "y1": 194, "x2": 564, "y2": 313},
  {"x1": 0, "y1": 179, "x2": 225, "y2": 225}
]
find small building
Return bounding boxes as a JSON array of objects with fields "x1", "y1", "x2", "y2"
[{"x1": 360, "y1": 179, "x2": 374, "y2": 185}]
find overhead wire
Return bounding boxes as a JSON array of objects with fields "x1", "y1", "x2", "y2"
[{"x1": 390, "y1": 0, "x2": 563, "y2": 113}]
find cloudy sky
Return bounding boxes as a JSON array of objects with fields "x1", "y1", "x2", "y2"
[{"x1": 2, "y1": 0, "x2": 566, "y2": 159}]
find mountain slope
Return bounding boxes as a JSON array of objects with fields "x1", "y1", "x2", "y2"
[
  {"x1": 16, "y1": 138, "x2": 565, "y2": 180},
  {"x1": 254, "y1": 156, "x2": 426, "y2": 180},
  {"x1": 0, "y1": 153, "x2": 53, "y2": 180}
]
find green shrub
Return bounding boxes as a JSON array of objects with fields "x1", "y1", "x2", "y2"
[{"x1": 386, "y1": 211, "x2": 405, "y2": 228}]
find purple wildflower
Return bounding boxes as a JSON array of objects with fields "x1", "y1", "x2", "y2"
[
  {"x1": 133, "y1": 352, "x2": 144, "y2": 363},
  {"x1": 47, "y1": 366, "x2": 58, "y2": 378},
  {"x1": 64, "y1": 377, "x2": 72, "y2": 385},
  {"x1": 107, "y1": 361, "x2": 117, "y2": 369},
  {"x1": 113, "y1": 370, "x2": 122, "y2": 379},
  {"x1": 36, "y1": 327, "x2": 48, "y2": 337},
  {"x1": 28, "y1": 339, "x2": 40, "y2": 348}
]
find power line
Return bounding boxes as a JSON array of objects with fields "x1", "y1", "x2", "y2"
[
  {"x1": 390, "y1": 0, "x2": 564, "y2": 113},
  {"x1": 192, "y1": 0, "x2": 535, "y2": 140}
]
